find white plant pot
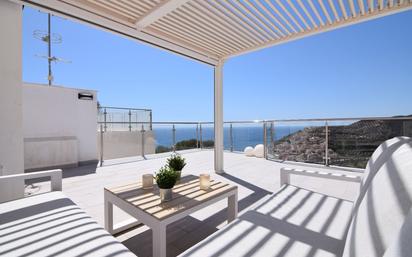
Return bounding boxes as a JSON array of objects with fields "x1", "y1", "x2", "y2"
[
  {"x1": 175, "y1": 170, "x2": 182, "y2": 184},
  {"x1": 159, "y1": 188, "x2": 173, "y2": 202}
]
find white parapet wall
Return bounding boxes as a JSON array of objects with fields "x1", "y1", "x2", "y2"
[
  {"x1": 98, "y1": 131, "x2": 156, "y2": 160},
  {"x1": 23, "y1": 83, "x2": 98, "y2": 170}
]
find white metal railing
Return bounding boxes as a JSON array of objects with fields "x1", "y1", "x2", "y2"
[
  {"x1": 97, "y1": 116, "x2": 412, "y2": 169},
  {"x1": 98, "y1": 106, "x2": 152, "y2": 131}
]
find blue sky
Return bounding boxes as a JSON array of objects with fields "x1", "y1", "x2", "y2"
[{"x1": 23, "y1": 7, "x2": 412, "y2": 121}]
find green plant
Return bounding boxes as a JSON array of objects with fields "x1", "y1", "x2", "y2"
[
  {"x1": 154, "y1": 166, "x2": 179, "y2": 189},
  {"x1": 167, "y1": 154, "x2": 186, "y2": 171}
]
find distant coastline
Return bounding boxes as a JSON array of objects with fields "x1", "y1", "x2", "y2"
[{"x1": 154, "y1": 126, "x2": 303, "y2": 152}]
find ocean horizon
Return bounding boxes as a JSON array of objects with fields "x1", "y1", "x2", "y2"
[{"x1": 153, "y1": 126, "x2": 304, "y2": 151}]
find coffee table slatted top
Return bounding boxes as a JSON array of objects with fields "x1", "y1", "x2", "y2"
[{"x1": 104, "y1": 175, "x2": 237, "y2": 221}]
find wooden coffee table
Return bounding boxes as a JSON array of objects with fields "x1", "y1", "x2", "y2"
[{"x1": 104, "y1": 175, "x2": 238, "y2": 257}]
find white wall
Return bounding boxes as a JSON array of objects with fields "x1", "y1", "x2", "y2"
[
  {"x1": 98, "y1": 131, "x2": 156, "y2": 160},
  {"x1": 23, "y1": 83, "x2": 98, "y2": 170},
  {"x1": 0, "y1": 1, "x2": 24, "y2": 202}
]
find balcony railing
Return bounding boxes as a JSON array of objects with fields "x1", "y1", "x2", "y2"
[
  {"x1": 97, "y1": 116, "x2": 412, "y2": 169},
  {"x1": 98, "y1": 106, "x2": 152, "y2": 131}
]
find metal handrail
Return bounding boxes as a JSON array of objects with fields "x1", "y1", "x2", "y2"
[
  {"x1": 98, "y1": 115, "x2": 412, "y2": 125},
  {"x1": 98, "y1": 106, "x2": 152, "y2": 112}
]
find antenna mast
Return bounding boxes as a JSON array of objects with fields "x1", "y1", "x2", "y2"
[
  {"x1": 47, "y1": 13, "x2": 52, "y2": 86},
  {"x1": 33, "y1": 13, "x2": 70, "y2": 86}
]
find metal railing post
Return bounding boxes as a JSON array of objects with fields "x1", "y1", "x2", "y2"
[
  {"x1": 128, "y1": 109, "x2": 132, "y2": 131},
  {"x1": 196, "y1": 124, "x2": 199, "y2": 148},
  {"x1": 263, "y1": 121, "x2": 268, "y2": 159},
  {"x1": 100, "y1": 124, "x2": 104, "y2": 167},
  {"x1": 200, "y1": 124, "x2": 203, "y2": 149},
  {"x1": 103, "y1": 108, "x2": 107, "y2": 132},
  {"x1": 172, "y1": 124, "x2": 176, "y2": 152},
  {"x1": 403, "y1": 120, "x2": 407, "y2": 136},
  {"x1": 325, "y1": 121, "x2": 329, "y2": 166},
  {"x1": 229, "y1": 123, "x2": 233, "y2": 152},
  {"x1": 141, "y1": 124, "x2": 145, "y2": 158},
  {"x1": 270, "y1": 122, "x2": 274, "y2": 145},
  {"x1": 149, "y1": 111, "x2": 153, "y2": 130}
]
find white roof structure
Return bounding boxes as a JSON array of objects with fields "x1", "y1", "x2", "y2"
[{"x1": 14, "y1": 0, "x2": 412, "y2": 65}]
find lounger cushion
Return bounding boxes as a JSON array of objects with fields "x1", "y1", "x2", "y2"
[
  {"x1": 383, "y1": 207, "x2": 412, "y2": 257},
  {"x1": 0, "y1": 191, "x2": 135, "y2": 257},
  {"x1": 343, "y1": 137, "x2": 412, "y2": 257},
  {"x1": 179, "y1": 185, "x2": 353, "y2": 257}
]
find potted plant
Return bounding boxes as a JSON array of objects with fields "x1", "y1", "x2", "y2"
[
  {"x1": 166, "y1": 154, "x2": 186, "y2": 182},
  {"x1": 155, "y1": 166, "x2": 179, "y2": 202}
]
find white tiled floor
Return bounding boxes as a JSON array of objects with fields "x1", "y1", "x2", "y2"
[{"x1": 28, "y1": 150, "x2": 362, "y2": 257}]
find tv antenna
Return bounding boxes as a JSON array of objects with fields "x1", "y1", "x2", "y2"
[{"x1": 33, "y1": 13, "x2": 71, "y2": 86}]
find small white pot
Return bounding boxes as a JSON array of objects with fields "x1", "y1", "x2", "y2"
[{"x1": 159, "y1": 188, "x2": 173, "y2": 202}]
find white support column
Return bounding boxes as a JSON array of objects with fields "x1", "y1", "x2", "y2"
[
  {"x1": 0, "y1": 0, "x2": 24, "y2": 200},
  {"x1": 214, "y1": 60, "x2": 224, "y2": 174}
]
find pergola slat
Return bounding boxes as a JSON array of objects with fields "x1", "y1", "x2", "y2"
[
  {"x1": 196, "y1": 0, "x2": 265, "y2": 45},
  {"x1": 111, "y1": 0, "x2": 145, "y2": 17},
  {"x1": 243, "y1": 0, "x2": 286, "y2": 37},
  {"x1": 287, "y1": 0, "x2": 311, "y2": 30},
  {"x1": 153, "y1": 21, "x2": 229, "y2": 56},
  {"x1": 308, "y1": 0, "x2": 326, "y2": 26},
  {"x1": 297, "y1": 0, "x2": 319, "y2": 28},
  {"x1": 88, "y1": 0, "x2": 139, "y2": 20},
  {"x1": 338, "y1": 0, "x2": 349, "y2": 19},
  {"x1": 130, "y1": 0, "x2": 155, "y2": 11},
  {"x1": 172, "y1": 8, "x2": 247, "y2": 50},
  {"x1": 157, "y1": 16, "x2": 237, "y2": 54},
  {"x1": 224, "y1": 0, "x2": 277, "y2": 40},
  {"x1": 276, "y1": 0, "x2": 305, "y2": 32},
  {"x1": 182, "y1": 3, "x2": 255, "y2": 48},
  {"x1": 211, "y1": 0, "x2": 269, "y2": 42},
  {"x1": 263, "y1": 0, "x2": 295, "y2": 35},
  {"x1": 358, "y1": 0, "x2": 366, "y2": 15},
  {"x1": 120, "y1": 0, "x2": 152, "y2": 15},
  {"x1": 367, "y1": 0, "x2": 375, "y2": 12},
  {"x1": 136, "y1": 0, "x2": 191, "y2": 29},
  {"x1": 146, "y1": 26, "x2": 221, "y2": 58},
  {"x1": 318, "y1": 0, "x2": 332, "y2": 24},
  {"x1": 159, "y1": 15, "x2": 237, "y2": 54},
  {"x1": 328, "y1": 0, "x2": 340, "y2": 22},
  {"x1": 349, "y1": 0, "x2": 358, "y2": 17}
]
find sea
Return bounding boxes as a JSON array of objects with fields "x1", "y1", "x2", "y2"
[{"x1": 153, "y1": 126, "x2": 303, "y2": 151}]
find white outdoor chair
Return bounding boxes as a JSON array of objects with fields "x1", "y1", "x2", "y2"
[{"x1": 179, "y1": 137, "x2": 412, "y2": 257}]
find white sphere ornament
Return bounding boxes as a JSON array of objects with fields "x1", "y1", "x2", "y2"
[
  {"x1": 254, "y1": 144, "x2": 264, "y2": 158},
  {"x1": 244, "y1": 146, "x2": 254, "y2": 157}
]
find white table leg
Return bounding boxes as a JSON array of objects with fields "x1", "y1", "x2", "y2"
[
  {"x1": 153, "y1": 225, "x2": 167, "y2": 257},
  {"x1": 228, "y1": 191, "x2": 238, "y2": 222},
  {"x1": 104, "y1": 191, "x2": 114, "y2": 234}
]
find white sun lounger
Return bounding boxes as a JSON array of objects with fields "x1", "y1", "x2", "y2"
[
  {"x1": 179, "y1": 137, "x2": 412, "y2": 257},
  {"x1": 0, "y1": 170, "x2": 136, "y2": 257}
]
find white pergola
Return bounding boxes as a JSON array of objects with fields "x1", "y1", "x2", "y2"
[{"x1": 3, "y1": 0, "x2": 412, "y2": 174}]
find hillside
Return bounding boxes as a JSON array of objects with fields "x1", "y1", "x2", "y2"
[{"x1": 271, "y1": 117, "x2": 412, "y2": 168}]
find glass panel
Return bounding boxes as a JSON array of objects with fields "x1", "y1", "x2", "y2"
[
  {"x1": 174, "y1": 124, "x2": 200, "y2": 151},
  {"x1": 328, "y1": 119, "x2": 412, "y2": 168},
  {"x1": 268, "y1": 121, "x2": 326, "y2": 165},
  {"x1": 97, "y1": 107, "x2": 151, "y2": 131},
  {"x1": 200, "y1": 124, "x2": 215, "y2": 149},
  {"x1": 153, "y1": 124, "x2": 174, "y2": 153},
  {"x1": 224, "y1": 123, "x2": 264, "y2": 152}
]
